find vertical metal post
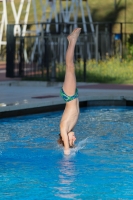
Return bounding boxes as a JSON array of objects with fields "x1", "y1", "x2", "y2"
[
  {"x1": 6, "y1": 24, "x2": 16, "y2": 77},
  {"x1": 109, "y1": 23, "x2": 112, "y2": 56},
  {"x1": 95, "y1": 24, "x2": 99, "y2": 62},
  {"x1": 120, "y1": 22, "x2": 123, "y2": 59},
  {"x1": 19, "y1": 36, "x2": 24, "y2": 77},
  {"x1": 51, "y1": 59, "x2": 56, "y2": 82},
  {"x1": 125, "y1": 0, "x2": 127, "y2": 45},
  {"x1": 44, "y1": 37, "x2": 49, "y2": 81},
  {"x1": 83, "y1": 37, "x2": 87, "y2": 82},
  {"x1": 83, "y1": 59, "x2": 86, "y2": 82}
]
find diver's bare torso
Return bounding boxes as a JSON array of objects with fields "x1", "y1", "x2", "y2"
[{"x1": 60, "y1": 98, "x2": 79, "y2": 133}]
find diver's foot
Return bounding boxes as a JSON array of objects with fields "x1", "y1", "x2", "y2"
[{"x1": 67, "y1": 28, "x2": 81, "y2": 44}]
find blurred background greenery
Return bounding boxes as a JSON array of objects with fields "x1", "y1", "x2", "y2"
[{"x1": 1, "y1": 0, "x2": 133, "y2": 83}]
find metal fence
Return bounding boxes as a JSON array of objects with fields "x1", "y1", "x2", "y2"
[{"x1": 6, "y1": 22, "x2": 133, "y2": 81}]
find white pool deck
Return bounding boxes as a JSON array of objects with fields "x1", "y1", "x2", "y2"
[{"x1": 0, "y1": 80, "x2": 133, "y2": 118}]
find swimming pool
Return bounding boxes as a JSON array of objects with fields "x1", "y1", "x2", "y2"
[{"x1": 0, "y1": 106, "x2": 133, "y2": 199}]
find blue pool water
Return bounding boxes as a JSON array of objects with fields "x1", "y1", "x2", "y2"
[{"x1": 0, "y1": 106, "x2": 133, "y2": 199}]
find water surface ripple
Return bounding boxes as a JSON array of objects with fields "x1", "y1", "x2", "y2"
[{"x1": 0, "y1": 106, "x2": 133, "y2": 199}]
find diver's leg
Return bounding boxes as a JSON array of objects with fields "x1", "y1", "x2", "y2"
[{"x1": 63, "y1": 28, "x2": 81, "y2": 96}]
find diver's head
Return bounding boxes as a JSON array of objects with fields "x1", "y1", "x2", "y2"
[{"x1": 57, "y1": 134, "x2": 64, "y2": 147}]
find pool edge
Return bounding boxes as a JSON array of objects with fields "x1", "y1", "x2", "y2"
[{"x1": 0, "y1": 99, "x2": 133, "y2": 119}]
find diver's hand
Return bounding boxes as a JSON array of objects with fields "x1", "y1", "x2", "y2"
[
  {"x1": 64, "y1": 149, "x2": 70, "y2": 155},
  {"x1": 68, "y1": 131, "x2": 76, "y2": 147}
]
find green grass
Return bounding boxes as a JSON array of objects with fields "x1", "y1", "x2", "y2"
[
  {"x1": 85, "y1": 58, "x2": 133, "y2": 84},
  {"x1": 56, "y1": 58, "x2": 133, "y2": 84},
  {"x1": 22, "y1": 58, "x2": 133, "y2": 84}
]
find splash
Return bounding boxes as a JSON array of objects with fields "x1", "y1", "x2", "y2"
[{"x1": 70, "y1": 137, "x2": 89, "y2": 156}]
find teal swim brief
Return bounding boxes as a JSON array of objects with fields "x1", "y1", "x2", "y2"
[{"x1": 60, "y1": 88, "x2": 78, "y2": 102}]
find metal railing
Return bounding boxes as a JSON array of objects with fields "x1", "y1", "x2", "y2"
[{"x1": 6, "y1": 22, "x2": 133, "y2": 81}]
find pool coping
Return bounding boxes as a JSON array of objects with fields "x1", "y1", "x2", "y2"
[
  {"x1": 0, "y1": 96, "x2": 133, "y2": 119},
  {"x1": 1, "y1": 81, "x2": 133, "y2": 118}
]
